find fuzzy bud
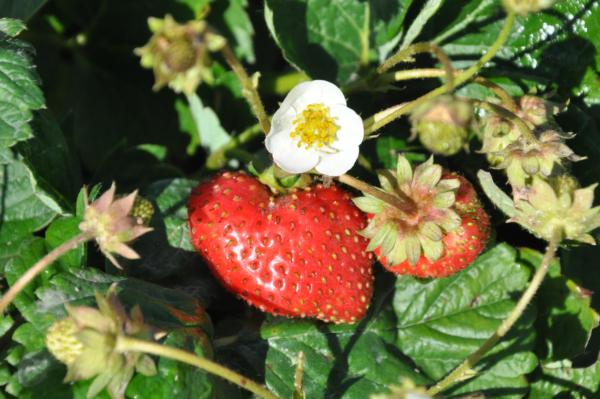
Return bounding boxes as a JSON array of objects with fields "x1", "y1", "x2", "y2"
[
  {"x1": 511, "y1": 177, "x2": 600, "y2": 244},
  {"x1": 410, "y1": 95, "x2": 472, "y2": 156},
  {"x1": 45, "y1": 285, "x2": 157, "y2": 399},
  {"x1": 494, "y1": 131, "x2": 584, "y2": 188},
  {"x1": 79, "y1": 183, "x2": 153, "y2": 268},
  {"x1": 135, "y1": 15, "x2": 226, "y2": 95}
]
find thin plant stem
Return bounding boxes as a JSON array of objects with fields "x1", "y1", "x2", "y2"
[
  {"x1": 205, "y1": 123, "x2": 263, "y2": 169},
  {"x1": 378, "y1": 68, "x2": 450, "y2": 84},
  {"x1": 115, "y1": 336, "x2": 279, "y2": 399},
  {"x1": 337, "y1": 174, "x2": 417, "y2": 214},
  {"x1": 426, "y1": 229, "x2": 561, "y2": 396},
  {"x1": 0, "y1": 233, "x2": 91, "y2": 314},
  {"x1": 378, "y1": 42, "x2": 455, "y2": 90},
  {"x1": 220, "y1": 44, "x2": 271, "y2": 135},
  {"x1": 363, "y1": 11, "x2": 515, "y2": 136},
  {"x1": 472, "y1": 77, "x2": 518, "y2": 112}
]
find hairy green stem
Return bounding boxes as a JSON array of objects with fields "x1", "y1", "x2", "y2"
[
  {"x1": 0, "y1": 233, "x2": 91, "y2": 314},
  {"x1": 472, "y1": 77, "x2": 518, "y2": 112},
  {"x1": 220, "y1": 44, "x2": 271, "y2": 135},
  {"x1": 363, "y1": 11, "x2": 515, "y2": 136},
  {"x1": 115, "y1": 336, "x2": 279, "y2": 399},
  {"x1": 426, "y1": 229, "x2": 561, "y2": 396},
  {"x1": 378, "y1": 42, "x2": 455, "y2": 90},
  {"x1": 337, "y1": 174, "x2": 417, "y2": 214}
]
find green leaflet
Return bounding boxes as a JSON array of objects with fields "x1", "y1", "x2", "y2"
[{"x1": 394, "y1": 244, "x2": 538, "y2": 397}]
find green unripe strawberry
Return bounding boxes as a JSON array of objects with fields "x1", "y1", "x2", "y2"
[
  {"x1": 46, "y1": 318, "x2": 84, "y2": 366},
  {"x1": 410, "y1": 95, "x2": 472, "y2": 156}
]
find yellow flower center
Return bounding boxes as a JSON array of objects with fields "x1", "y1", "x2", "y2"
[{"x1": 290, "y1": 103, "x2": 338, "y2": 150}]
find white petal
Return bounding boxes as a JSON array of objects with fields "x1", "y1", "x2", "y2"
[
  {"x1": 329, "y1": 104, "x2": 364, "y2": 150},
  {"x1": 315, "y1": 145, "x2": 359, "y2": 176},
  {"x1": 266, "y1": 130, "x2": 319, "y2": 174},
  {"x1": 283, "y1": 80, "x2": 346, "y2": 111},
  {"x1": 270, "y1": 102, "x2": 296, "y2": 134}
]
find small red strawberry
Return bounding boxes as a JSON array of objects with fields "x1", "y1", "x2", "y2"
[
  {"x1": 187, "y1": 172, "x2": 374, "y2": 323},
  {"x1": 353, "y1": 156, "x2": 490, "y2": 278}
]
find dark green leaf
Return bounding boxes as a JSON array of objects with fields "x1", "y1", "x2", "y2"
[
  {"x1": 370, "y1": 0, "x2": 413, "y2": 60},
  {"x1": 16, "y1": 110, "x2": 82, "y2": 208},
  {"x1": 437, "y1": 0, "x2": 600, "y2": 103},
  {"x1": 265, "y1": 0, "x2": 369, "y2": 84},
  {"x1": 0, "y1": 2, "x2": 47, "y2": 21},
  {"x1": 44, "y1": 216, "x2": 85, "y2": 270},
  {"x1": 519, "y1": 248, "x2": 599, "y2": 361},
  {"x1": 0, "y1": 25, "x2": 44, "y2": 150},
  {"x1": 0, "y1": 19, "x2": 25, "y2": 36},
  {"x1": 0, "y1": 150, "x2": 61, "y2": 242},
  {"x1": 263, "y1": 277, "x2": 430, "y2": 399},
  {"x1": 3, "y1": 236, "x2": 47, "y2": 309},
  {"x1": 530, "y1": 359, "x2": 600, "y2": 398},
  {"x1": 394, "y1": 244, "x2": 538, "y2": 397}
]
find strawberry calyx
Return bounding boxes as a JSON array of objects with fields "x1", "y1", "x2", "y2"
[
  {"x1": 353, "y1": 155, "x2": 461, "y2": 266},
  {"x1": 248, "y1": 162, "x2": 313, "y2": 194}
]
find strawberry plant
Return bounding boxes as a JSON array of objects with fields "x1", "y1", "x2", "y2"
[{"x1": 1, "y1": 0, "x2": 600, "y2": 398}]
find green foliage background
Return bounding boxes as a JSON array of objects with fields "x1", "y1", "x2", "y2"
[{"x1": 0, "y1": 0, "x2": 599, "y2": 397}]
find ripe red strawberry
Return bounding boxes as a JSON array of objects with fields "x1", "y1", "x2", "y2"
[
  {"x1": 377, "y1": 172, "x2": 490, "y2": 278},
  {"x1": 187, "y1": 171, "x2": 374, "y2": 323},
  {"x1": 353, "y1": 156, "x2": 490, "y2": 278}
]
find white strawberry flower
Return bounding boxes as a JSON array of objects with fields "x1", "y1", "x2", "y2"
[{"x1": 265, "y1": 80, "x2": 363, "y2": 176}]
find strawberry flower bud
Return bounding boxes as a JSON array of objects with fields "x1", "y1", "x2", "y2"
[
  {"x1": 494, "y1": 131, "x2": 584, "y2": 188},
  {"x1": 46, "y1": 285, "x2": 156, "y2": 399},
  {"x1": 353, "y1": 155, "x2": 461, "y2": 266},
  {"x1": 135, "y1": 14, "x2": 225, "y2": 95},
  {"x1": 511, "y1": 177, "x2": 600, "y2": 244},
  {"x1": 265, "y1": 80, "x2": 363, "y2": 177},
  {"x1": 409, "y1": 95, "x2": 472, "y2": 156},
  {"x1": 517, "y1": 95, "x2": 559, "y2": 128},
  {"x1": 79, "y1": 183, "x2": 153, "y2": 268}
]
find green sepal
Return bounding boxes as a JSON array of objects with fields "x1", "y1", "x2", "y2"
[{"x1": 353, "y1": 195, "x2": 384, "y2": 214}]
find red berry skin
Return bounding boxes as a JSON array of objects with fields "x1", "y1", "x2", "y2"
[
  {"x1": 377, "y1": 172, "x2": 490, "y2": 278},
  {"x1": 188, "y1": 172, "x2": 374, "y2": 324}
]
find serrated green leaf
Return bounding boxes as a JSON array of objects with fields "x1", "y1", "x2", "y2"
[
  {"x1": 44, "y1": 216, "x2": 85, "y2": 270},
  {"x1": 370, "y1": 0, "x2": 413, "y2": 61},
  {"x1": 394, "y1": 244, "x2": 538, "y2": 397},
  {"x1": 438, "y1": 0, "x2": 600, "y2": 104},
  {"x1": 262, "y1": 278, "x2": 431, "y2": 399},
  {"x1": 16, "y1": 110, "x2": 82, "y2": 209},
  {"x1": 401, "y1": 0, "x2": 445, "y2": 48},
  {"x1": 0, "y1": 18, "x2": 25, "y2": 36},
  {"x1": 265, "y1": 0, "x2": 369, "y2": 84},
  {"x1": 530, "y1": 359, "x2": 600, "y2": 398},
  {"x1": 0, "y1": 29, "x2": 44, "y2": 150},
  {"x1": 0, "y1": 150, "x2": 61, "y2": 241}
]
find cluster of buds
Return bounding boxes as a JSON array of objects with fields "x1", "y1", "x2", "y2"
[
  {"x1": 79, "y1": 183, "x2": 153, "y2": 268},
  {"x1": 46, "y1": 285, "x2": 157, "y2": 399},
  {"x1": 135, "y1": 14, "x2": 226, "y2": 95},
  {"x1": 477, "y1": 94, "x2": 599, "y2": 245},
  {"x1": 479, "y1": 95, "x2": 582, "y2": 190},
  {"x1": 409, "y1": 95, "x2": 473, "y2": 156}
]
